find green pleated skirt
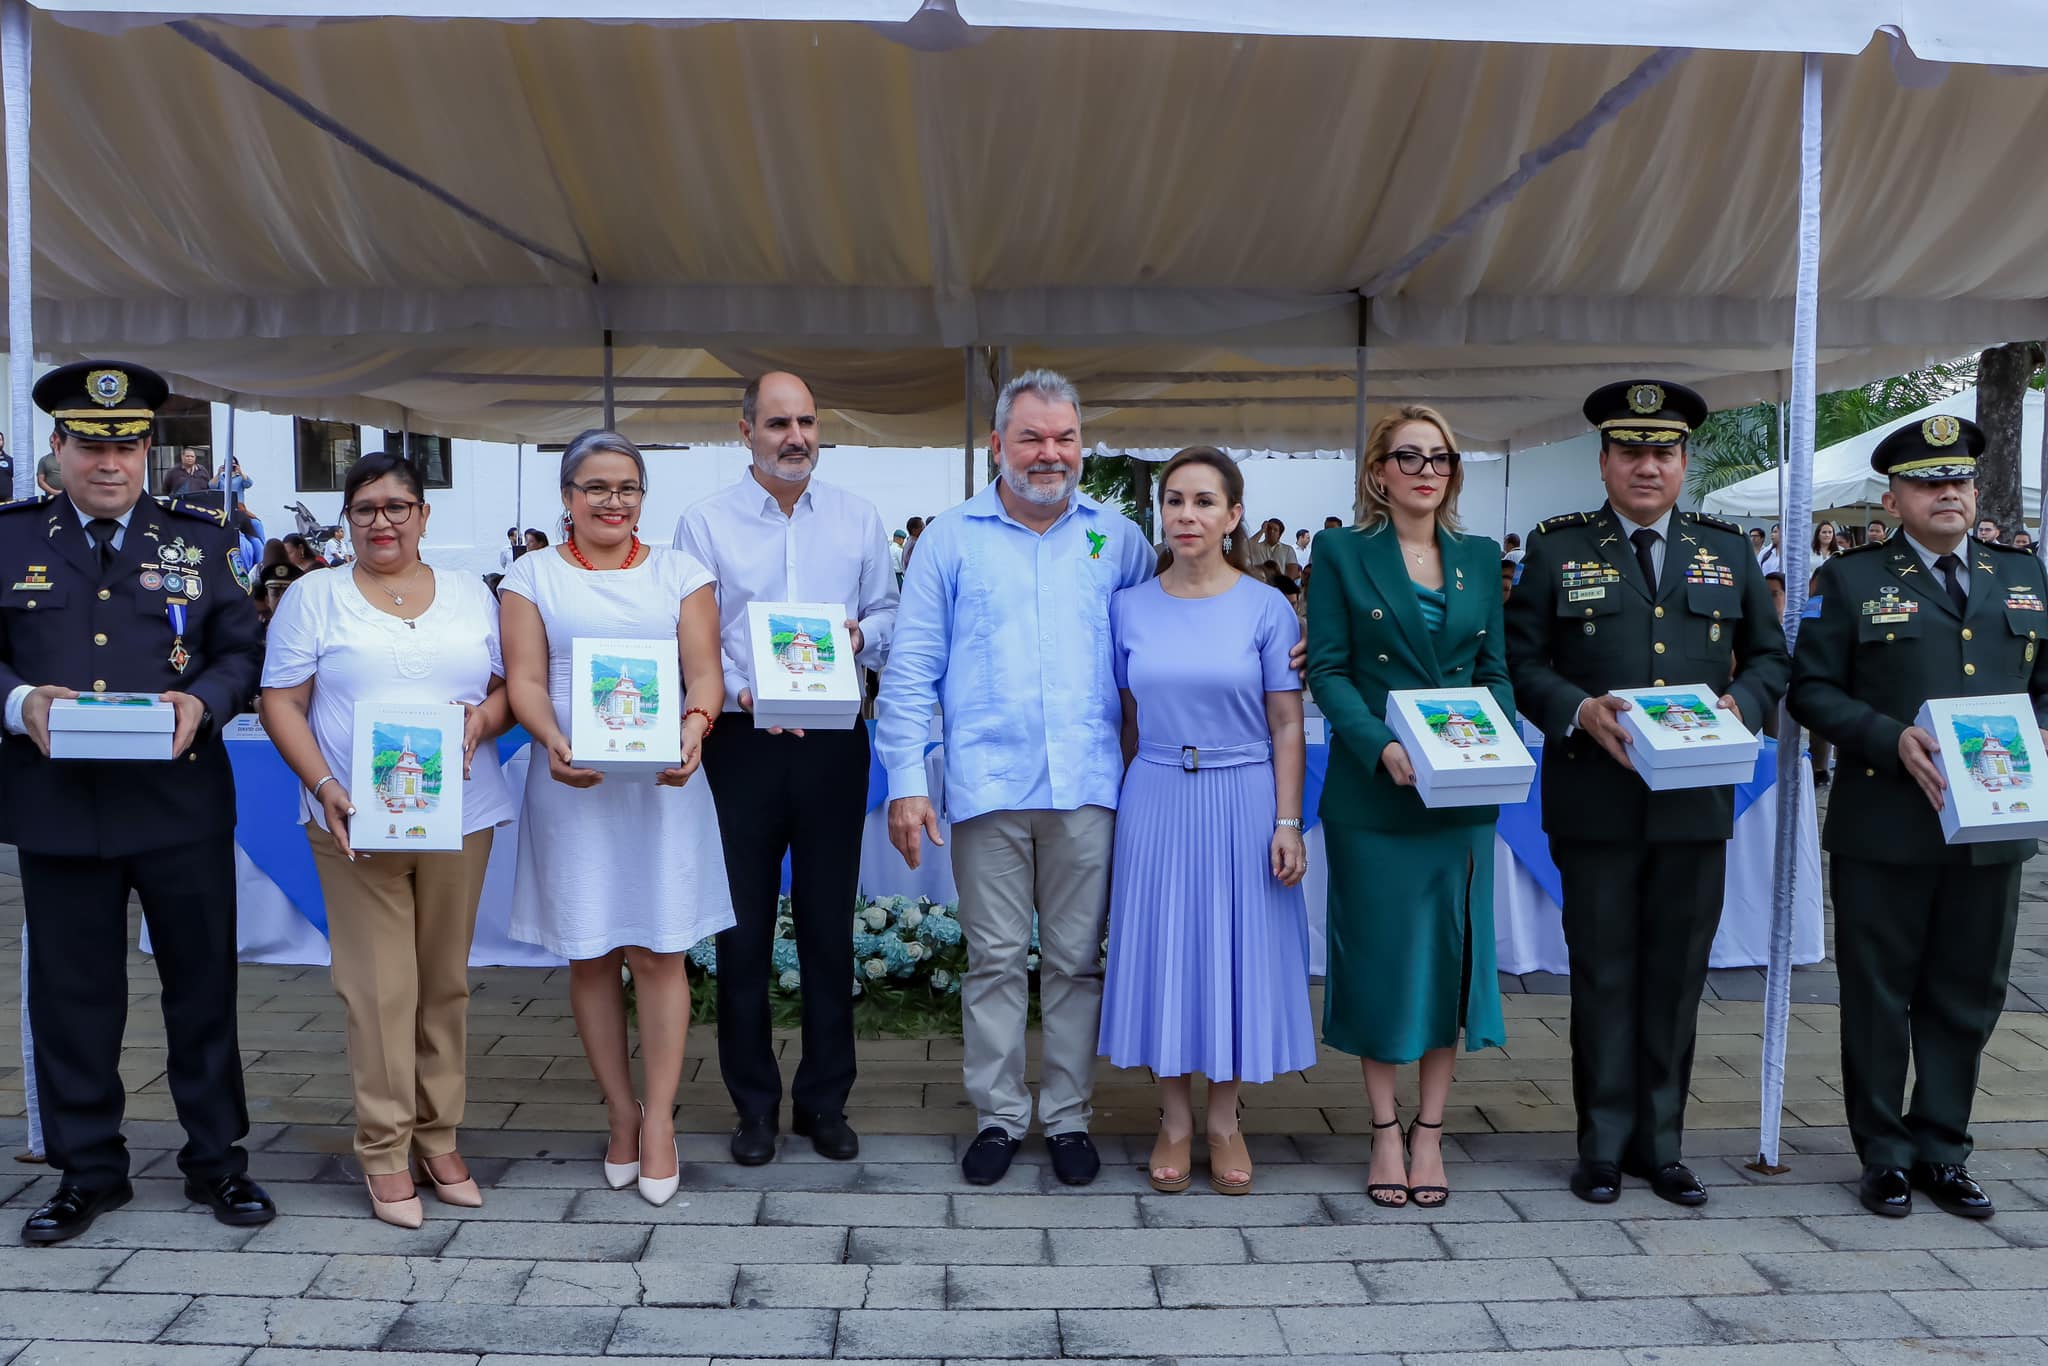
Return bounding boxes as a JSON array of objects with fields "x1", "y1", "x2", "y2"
[{"x1": 1321, "y1": 821, "x2": 1505, "y2": 1063}]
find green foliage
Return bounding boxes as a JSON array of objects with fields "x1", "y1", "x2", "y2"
[
  {"x1": 1081, "y1": 452, "x2": 1147, "y2": 530},
  {"x1": 1686, "y1": 357, "x2": 1983, "y2": 500}
]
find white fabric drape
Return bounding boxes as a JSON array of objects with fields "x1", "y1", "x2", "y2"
[
  {"x1": 2, "y1": 0, "x2": 30, "y2": 501},
  {"x1": 1760, "y1": 53, "x2": 1825, "y2": 1172},
  {"x1": 2, "y1": 21, "x2": 2046, "y2": 448}
]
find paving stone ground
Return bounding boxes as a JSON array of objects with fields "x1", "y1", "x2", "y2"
[{"x1": 1, "y1": 837, "x2": 2046, "y2": 1363}]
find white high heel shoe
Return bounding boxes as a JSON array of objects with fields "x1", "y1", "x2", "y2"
[
  {"x1": 603, "y1": 1102, "x2": 641, "y2": 1191},
  {"x1": 638, "y1": 1136, "x2": 680, "y2": 1208}
]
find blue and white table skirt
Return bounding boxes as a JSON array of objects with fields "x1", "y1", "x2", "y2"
[{"x1": 182, "y1": 722, "x2": 1824, "y2": 977}]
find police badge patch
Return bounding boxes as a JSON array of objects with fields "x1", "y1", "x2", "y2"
[{"x1": 228, "y1": 546, "x2": 252, "y2": 593}]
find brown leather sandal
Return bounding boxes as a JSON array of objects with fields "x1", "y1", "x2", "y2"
[
  {"x1": 1207, "y1": 1125, "x2": 1254, "y2": 1196},
  {"x1": 1149, "y1": 1120, "x2": 1193, "y2": 1194}
]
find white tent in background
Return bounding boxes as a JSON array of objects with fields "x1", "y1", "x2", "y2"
[{"x1": 1702, "y1": 388, "x2": 2045, "y2": 520}]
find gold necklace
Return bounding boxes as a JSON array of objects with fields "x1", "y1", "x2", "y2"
[{"x1": 1399, "y1": 539, "x2": 1434, "y2": 565}]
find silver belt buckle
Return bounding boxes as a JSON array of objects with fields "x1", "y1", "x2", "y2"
[{"x1": 1181, "y1": 745, "x2": 1200, "y2": 773}]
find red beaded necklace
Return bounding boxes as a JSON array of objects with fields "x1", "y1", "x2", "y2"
[{"x1": 566, "y1": 533, "x2": 640, "y2": 571}]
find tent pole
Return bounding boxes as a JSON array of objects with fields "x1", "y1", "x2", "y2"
[
  {"x1": 219, "y1": 400, "x2": 234, "y2": 502},
  {"x1": 601, "y1": 330, "x2": 616, "y2": 431},
  {"x1": 1353, "y1": 298, "x2": 1370, "y2": 462},
  {"x1": 2, "y1": 0, "x2": 33, "y2": 502},
  {"x1": 1757, "y1": 52, "x2": 1824, "y2": 1176},
  {"x1": 963, "y1": 346, "x2": 975, "y2": 502}
]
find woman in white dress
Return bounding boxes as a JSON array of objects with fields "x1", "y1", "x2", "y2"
[
  {"x1": 261, "y1": 452, "x2": 516, "y2": 1227},
  {"x1": 499, "y1": 431, "x2": 732, "y2": 1207}
]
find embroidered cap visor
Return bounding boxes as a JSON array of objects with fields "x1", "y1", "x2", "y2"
[
  {"x1": 32, "y1": 359, "x2": 170, "y2": 442},
  {"x1": 1870, "y1": 412, "x2": 1987, "y2": 480}
]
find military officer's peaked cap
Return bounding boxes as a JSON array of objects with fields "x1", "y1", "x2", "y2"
[
  {"x1": 33, "y1": 360, "x2": 170, "y2": 442},
  {"x1": 1870, "y1": 412, "x2": 1985, "y2": 482},
  {"x1": 1583, "y1": 379, "x2": 1709, "y2": 447}
]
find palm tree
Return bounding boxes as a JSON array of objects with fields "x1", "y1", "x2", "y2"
[{"x1": 1685, "y1": 357, "x2": 1982, "y2": 500}]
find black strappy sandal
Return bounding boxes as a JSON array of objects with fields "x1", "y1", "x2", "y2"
[
  {"x1": 1366, "y1": 1118, "x2": 1408, "y2": 1209},
  {"x1": 1407, "y1": 1119, "x2": 1449, "y2": 1208}
]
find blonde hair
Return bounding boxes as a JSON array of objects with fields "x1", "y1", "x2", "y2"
[{"x1": 1353, "y1": 404, "x2": 1465, "y2": 535}]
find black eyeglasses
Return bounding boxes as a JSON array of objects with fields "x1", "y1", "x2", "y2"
[
  {"x1": 345, "y1": 499, "x2": 421, "y2": 527},
  {"x1": 1384, "y1": 448, "x2": 1460, "y2": 477},
  {"x1": 568, "y1": 481, "x2": 646, "y2": 507}
]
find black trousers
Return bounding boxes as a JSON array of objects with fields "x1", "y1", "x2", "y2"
[
  {"x1": 1549, "y1": 838, "x2": 1726, "y2": 1169},
  {"x1": 702, "y1": 722, "x2": 869, "y2": 1121},
  {"x1": 1831, "y1": 855, "x2": 2021, "y2": 1170},
  {"x1": 20, "y1": 834, "x2": 249, "y2": 1190}
]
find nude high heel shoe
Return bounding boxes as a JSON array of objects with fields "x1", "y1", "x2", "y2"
[
  {"x1": 603, "y1": 1102, "x2": 642, "y2": 1191},
  {"x1": 364, "y1": 1175, "x2": 424, "y2": 1229},
  {"x1": 415, "y1": 1151, "x2": 483, "y2": 1209}
]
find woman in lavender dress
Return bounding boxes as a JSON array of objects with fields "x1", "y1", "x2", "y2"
[{"x1": 1098, "y1": 446, "x2": 1314, "y2": 1197}]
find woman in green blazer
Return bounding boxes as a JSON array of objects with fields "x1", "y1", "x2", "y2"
[{"x1": 1306, "y1": 404, "x2": 1511, "y2": 1210}]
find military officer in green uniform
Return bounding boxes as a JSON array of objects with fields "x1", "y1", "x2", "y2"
[
  {"x1": 1788, "y1": 415, "x2": 2040, "y2": 1220},
  {"x1": 1505, "y1": 380, "x2": 1790, "y2": 1207}
]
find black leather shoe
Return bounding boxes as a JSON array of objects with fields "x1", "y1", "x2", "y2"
[
  {"x1": 22, "y1": 1181, "x2": 133, "y2": 1244},
  {"x1": 1569, "y1": 1159, "x2": 1622, "y2": 1204},
  {"x1": 793, "y1": 1111, "x2": 860, "y2": 1161},
  {"x1": 730, "y1": 1114, "x2": 778, "y2": 1167},
  {"x1": 1859, "y1": 1164, "x2": 1913, "y2": 1217},
  {"x1": 961, "y1": 1126, "x2": 1022, "y2": 1186},
  {"x1": 1045, "y1": 1131, "x2": 1102, "y2": 1187},
  {"x1": 184, "y1": 1173, "x2": 276, "y2": 1227},
  {"x1": 1643, "y1": 1162, "x2": 1709, "y2": 1207},
  {"x1": 1911, "y1": 1161, "x2": 1994, "y2": 1219}
]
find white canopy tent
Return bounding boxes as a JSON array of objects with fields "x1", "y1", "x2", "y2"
[
  {"x1": 1702, "y1": 387, "x2": 2046, "y2": 519},
  {"x1": 1, "y1": 6, "x2": 2046, "y2": 457}
]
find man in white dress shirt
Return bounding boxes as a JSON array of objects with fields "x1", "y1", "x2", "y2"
[{"x1": 675, "y1": 372, "x2": 898, "y2": 1166}]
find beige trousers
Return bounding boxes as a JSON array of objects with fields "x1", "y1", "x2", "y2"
[
  {"x1": 949, "y1": 806, "x2": 1116, "y2": 1137},
  {"x1": 308, "y1": 826, "x2": 493, "y2": 1174}
]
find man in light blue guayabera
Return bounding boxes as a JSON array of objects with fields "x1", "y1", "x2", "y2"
[{"x1": 877, "y1": 370, "x2": 1155, "y2": 1188}]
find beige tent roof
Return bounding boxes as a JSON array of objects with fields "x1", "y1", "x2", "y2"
[{"x1": 7, "y1": 11, "x2": 2048, "y2": 449}]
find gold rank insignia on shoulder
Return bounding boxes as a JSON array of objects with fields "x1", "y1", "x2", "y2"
[
  {"x1": 86, "y1": 369, "x2": 130, "y2": 408},
  {"x1": 1923, "y1": 414, "x2": 1962, "y2": 447},
  {"x1": 1628, "y1": 383, "x2": 1665, "y2": 414}
]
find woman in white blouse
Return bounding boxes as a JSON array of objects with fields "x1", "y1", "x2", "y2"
[
  {"x1": 261, "y1": 452, "x2": 515, "y2": 1228},
  {"x1": 499, "y1": 431, "x2": 732, "y2": 1207}
]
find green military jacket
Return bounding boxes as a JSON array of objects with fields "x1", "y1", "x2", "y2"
[
  {"x1": 1305, "y1": 522, "x2": 1511, "y2": 832},
  {"x1": 1503, "y1": 503, "x2": 1790, "y2": 842},
  {"x1": 1788, "y1": 536, "x2": 2048, "y2": 866}
]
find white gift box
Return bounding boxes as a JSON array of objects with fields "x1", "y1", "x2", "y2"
[
  {"x1": 1611, "y1": 685, "x2": 1761, "y2": 791},
  {"x1": 1914, "y1": 693, "x2": 2048, "y2": 844},
  {"x1": 571, "y1": 638, "x2": 683, "y2": 773},
  {"x1": 746, "y1": 602, "x2": 862, "y2": 730},
  {"x1": 1384, "y1": 687, "x2": 1536, "y2": 808},
  {"x1": 47, "y1": 693, "x2": 175, "y2": 761},
  {"x1": 349, "y1": 701, "x2": 466, "y2": 851}
]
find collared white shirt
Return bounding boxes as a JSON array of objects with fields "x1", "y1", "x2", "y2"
[
  {"x1": 1903, "y1": 530, "x2": 1972, "y2": 598},
  {"x1": 674, "y1": 470, "x2": 899, "y2": 712},
  {"x1": 1612, "y1": 506, "x2": 1675, "y2": 584},
  {"x1": 4, "y1": 499, "x2": 138, "y2": 735}
]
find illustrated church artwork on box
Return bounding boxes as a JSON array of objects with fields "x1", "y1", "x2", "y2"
[
  {"x1": 378, "y1": 733, "x2": 433, "y2": 811},
  {"x1": 351, "y1": 702, "x2": 464, "y2": 850},
  {"x1": 1953, "y1": 712, "x2": 2033, "y2": 795},
  {"x1": 1638, "y1": 691, "x2": 1722, "y2": 741},
  {"x1": 1417, "y1": 697, "x2": 1496, "y2": 752},
  {"x1": 770, "y1": 613, "x2": 837, "y2": 682},
  {"x1": 590, "y1": 654, "x2": 660, "y2": 734}
]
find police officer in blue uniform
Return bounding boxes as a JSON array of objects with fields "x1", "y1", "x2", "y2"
[{"x1": 1, "y1": 361, "x2": 274, "y2": 1243}]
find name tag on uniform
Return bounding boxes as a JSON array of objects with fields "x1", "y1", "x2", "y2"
[{"x1": 1568, "y1": 586, "x2": 1608, "y2": 602}]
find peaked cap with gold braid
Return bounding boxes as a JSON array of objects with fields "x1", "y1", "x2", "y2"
[
  {"x1": 1869, "y1": 412, "x2": 1985, "y2": 482},
  {"x1": 33, "y1": 360, "x2": 170, "y2": 442}
]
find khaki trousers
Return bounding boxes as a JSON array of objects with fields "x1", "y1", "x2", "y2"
[
  {"x1": 308, "y1": 826, "x2": 493, "y2": 1174},
  {"x1": 950, "y1": 806, "x2": 1115, "y2": 1137}
]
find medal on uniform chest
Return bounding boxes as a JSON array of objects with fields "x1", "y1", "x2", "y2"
[
  {"x1": 140, "y1": 568, "x2": 163, "y2": 591},
  {"x1": 1710, "y1": 622, "x2": 1722, "y2": 642},
  {"x1": 166, "y1": 601, "x2": 189, "y2": 674}
]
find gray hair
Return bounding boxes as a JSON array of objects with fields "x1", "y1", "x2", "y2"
[
  {"x1": 559, "y1": 429, "x2": 648, "y2": 490},
  {"x1": 992, "y1": 368, "x2": 1082, "y2": 442}
]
